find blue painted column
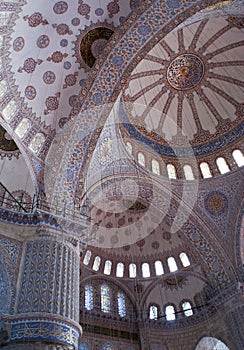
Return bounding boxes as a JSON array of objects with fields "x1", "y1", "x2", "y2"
[{"x1": 1, "y1": 213, "x2": 89, "y2": 350}]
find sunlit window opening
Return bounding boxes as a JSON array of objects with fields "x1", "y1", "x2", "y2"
[
  {"x1": 101, "y1": 285, "x2": 111, "y2": 313},
  {"x1": 200, "y1": 162, "x2": 212, "y2": 179},
  {"x1": 183, "y1": 165, "x2": 194, "y2": 180},
  {"x1": 167, "y1": 164, "x2": 177, "y2": 179},
  {"x1": 104, "y1": 260, "x2": 112, "y2": 275},
  {"x1": 155, "y1": 260, "x2": 164, "y2": 275},
  {"x1": 152, "y1": 159, "x2": 160, "y2": 175},
  {"x1": 92, "y1": 256, "x2": 101, "y2": 271},
  {"x1": 216, "y1": 157, "x2": 230, "y2": 174},
  {"x1": 138, "y1": 152, "x2": 145, "y2": 167},
  {"x1": 117, "y1": 292, "x2": 126, "y2": 317},
  {"x1": 126, "y1": 141, "x2": 132, "y2": 155},
  {"x1": 129, "y1": 263, "x2": 137, "y2": 278},
  {"x1": 116, "y1": 262, "x2": 124, "y2": 277},
  {"x1": 83, "y1": 250, "x2": 92, "y2": 265},
  {"x1": 84, "y1": 285, "x2": 93, "y2": 310},
  {"x1": 142, "y1": 262, "x2": 150, "y2": 278},
  {"x1": 165, "y1": 305, "x2": 176, "y2": 321},
  {"x1": 179, "y1": 252, "x2": 190, "y2": 267},
  {"x1": 182, "y1": 301, "x2": 193, "y2": 317},
  {"x1": 149, "y1": 305, "x2": 158, "y2": 320},
  {"x1": 167, "y1": 257, "x2": 178, "y2": 272},
  {"x1": 232, "y1": 149, "x2": 244, "y2": 167},
  {"x1": 102, "y1": 343, "x2": 113, "y2": 350}
]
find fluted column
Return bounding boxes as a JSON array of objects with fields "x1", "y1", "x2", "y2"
[{"x1": 1, "y1": 219, "x2": 87, "y2": 350}]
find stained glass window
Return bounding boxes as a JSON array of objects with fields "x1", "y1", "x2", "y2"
[
  {"x1": 116, "y1": 262, "x2": 124, "y2": 277},
  {"x1": 182, "y1": 301, "x2": 193, "y2": 317},
  {"x1": 167, "y1": 164, "x2": 177, "y2": 179},
  {"x1": 92, "y1": 256, "x2": 101, "y2": 271},
  {"x1": 216, "y1": 157, "x2": 230, "y2": 174},
  {"x1": 84, "y1": 285, "x2": 93, "y2": 310},
  {"x1": 167, "y1": 257, "x2": 178, "y2": 272},
  {"x1": 183, "y1": 165, "x2": 194, "y2": 180},
  {"x1": 117, "y1": 292, "x2": 126, "y2": 317},
  {"x1": 104, "y1": 260, "x2": 112, "y2": 275},
  {"x1": 200, "y1": 162, "x2": 212, "y2": 178},
  {"x1": 149, "y1": 305, "x2": 158, "y2": 320},
  {"x1": 155, "y1": 260, "x2": 164, "y2": 275},
  {"x1": 142, "y1": 263, "x2": 150, "y2": 278},
  {"x1": 101, "y1": 285, "x2": 111, "y2": 313},
  {"x1": 165, "y1": 305, "x2": 175, "y2": 321},
  {"x1": 83, "y1": 250, "x2": 91, "y2": 265},
  {"x1": 232, "y1": 149, "x2": 244, "y2": 167},
  {"x1": 179, "y1": 252, "x2": 190, "y2": 267},
  {"x1": 129, "y1": 263, "x2": 136, "y2": 278},
  {"x1": 152, "y1": 159, "x2": 160, "y2": 175}
]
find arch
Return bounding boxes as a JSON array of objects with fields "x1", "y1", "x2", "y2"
[
  {"x1": 195, "y1": 337, "x2": 229, "y2": 350},
  {"x1": 46, "y1": 0, "x2": 224, "y2": 203}
]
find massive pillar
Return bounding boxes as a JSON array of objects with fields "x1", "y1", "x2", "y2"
[{"x1": 1, "y1": 213, "x2": 89, "y2": 350}]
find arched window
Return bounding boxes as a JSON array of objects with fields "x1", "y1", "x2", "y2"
[
  {"x1": 149, "y1": 305, "x2": 158, "y2": 320},
  {"x1": 84, "y1": 285, "x2": 93, "y2": 310},
  {"x1": 152, "y1": 159, "x2": 160, "y2": 175},
  {"x1": 167, "y1": 257, "x2": 178, "y2": 272},
  {"x1": 129, "y1": 263, "x2": 137, "y2": 278},
  {"x1": 182, "y1": 301, "x2": 193, "y2": 317},
  {"x1": 200, "y1": 162, "x2": 212, "y2": 179},
  {"x1": 101, "y1": 285, "x2": 111, "y2": 313},
  {"x1": 15, "y1": 118, "x2": 31, "y2": 139},
  {"x1": 83, "y1": 250, "x2": 91, "y2": 265},
  {"x1": 183, "y1": 165, "x2": 194, "y2": 180},
  {"x1": 167, "y1": 164, "x2": 177, "y2": 179},
  {"x1": 232, "y1": 149, "x2": 244, "y2": 167},
  {"x1": 126, "y1": 142, "x2": 132, "y2": 155},
  {"x1": 165, "y1": 305, "x2": 176, "y2": 321},
  {"x1": 104, "y1": 260, "x2": 112, "y2": 275},
  {"x1": 117, "y1": 292, "x2": 126, "y2": 317},
  {"x1": 138, "y1": 152, "x2": 145, "y2": 167},
  {"x1": 92, "y1": 256, "x2": 101, "y2": 271},
  {"x1": 142, "y1": 263, "x2": 150, "y2": 278},
  {"x1": 116, "y1": 262, "x2": 124, "y2": 277},
  {"x1": 179, "y1": 252, "x2": 190, "y2": 267},
  {"x1": 216, "y1": 157, "x2": 230, "y2": 174},
  {"x1": 155, "y1": 260, "x2": 164, "y2": 275}
]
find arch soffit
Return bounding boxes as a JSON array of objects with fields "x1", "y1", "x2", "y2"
[{"x1": 46, "y1": 0, "x2": 225, "y2": 202}]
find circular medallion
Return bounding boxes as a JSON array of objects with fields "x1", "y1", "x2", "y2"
[
  {"x1": 167, "y1": 54, "x2": 204, "y2": 90},
  {"x1": 204, "y1": 191, "x2": 228, "y2": 216}
]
